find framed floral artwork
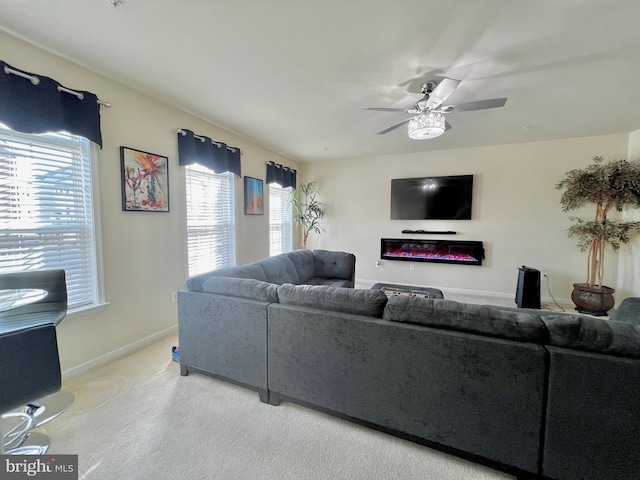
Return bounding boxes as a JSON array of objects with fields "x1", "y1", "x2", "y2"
[{"x1": 120, "y1": 146, "x2": 170, "y2": 212}]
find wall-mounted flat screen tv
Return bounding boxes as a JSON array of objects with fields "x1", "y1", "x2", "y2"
[{"x1": 390, "y1": 174, "x2": 473, "y2": 220}]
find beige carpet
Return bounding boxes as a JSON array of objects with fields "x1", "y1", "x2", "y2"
[{"x1": 38, "y1": 334, "x2": 514, "y2": 480}]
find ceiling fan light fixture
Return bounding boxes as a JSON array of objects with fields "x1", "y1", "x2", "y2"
[{"x1": 408, "y1": 111, "x2": 445, "y2": 139}]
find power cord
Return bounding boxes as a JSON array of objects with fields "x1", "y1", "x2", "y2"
[{"x1": 541, "y1": 273, "x2": 565, "y2": 312}]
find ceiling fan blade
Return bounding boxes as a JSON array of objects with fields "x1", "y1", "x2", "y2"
[
  {"x1": 365, "y1": 107, "x2": 409, "y2": 113},
  {"x1": 445, "y1": 121, "x2": 452, "y2": 131},
  {"x1": 451, "y1": 98, "x2": 507, "y2": 112},
  {"x1": 427, "y1": 78, "x2": 461, "y2": 108},
  {"x1": 377, "y1": 118, "x2": 411, "y2": 135}
]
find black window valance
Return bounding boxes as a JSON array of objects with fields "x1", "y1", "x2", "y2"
[
  {"x1": 177, "y1": 128, "x2": 241, "y2": 177},
  {"x1": 266, "y1": 161, "x2": 297, "y2": 189},
  {"x1": 0, "y1": 60, "x2": 104, "y2": 147}
]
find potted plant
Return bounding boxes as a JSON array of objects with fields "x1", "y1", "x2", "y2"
[
  {"x1": 556, "y1": 156, "x2": 640, "y2": 315},
  {"x1": 287, "y1": 181, "x2": 325, "y2": 249}
]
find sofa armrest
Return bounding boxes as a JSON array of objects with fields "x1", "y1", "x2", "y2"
[
  {"x1": 543, "y1": 346, "x2": 640, "y2": 479},
  {"x1": 609, "y1": 297, "x2": 640, "y2": 325}
]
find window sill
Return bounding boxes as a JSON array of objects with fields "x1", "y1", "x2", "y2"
[{"x1": 66, "y1": 302, "x2": 110, "y2": 320}]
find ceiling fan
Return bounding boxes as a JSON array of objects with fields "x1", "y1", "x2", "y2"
[{"x1": 365, "y1": 78, "x2": 507, "y2": 139}]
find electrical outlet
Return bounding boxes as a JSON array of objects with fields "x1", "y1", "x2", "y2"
[
  {"x1": 410, "y1": 264, "x2": 415, "y2": 271},
  {"x1": 172, "y1": 291, "x2": 178, "y2": 303}
]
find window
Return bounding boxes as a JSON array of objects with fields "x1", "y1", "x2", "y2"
[
  {"x1": 269, "y1": 184, "x2": 293, "y2": 256},
  {"x1": 0, "y1": 124, "x2": 104, "y2": 312},
  {"x1": 185, "y1": 165, "x2": 236, "y2": 276}
]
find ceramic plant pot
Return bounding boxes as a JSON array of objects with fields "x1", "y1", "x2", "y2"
[{"x1": 571, "y1": 283, "x2": 615, "y2": 316}]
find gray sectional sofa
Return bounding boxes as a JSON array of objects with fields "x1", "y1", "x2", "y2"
[
  {"x1": 177, "y1": 249, "x2": 355, "y2": 402},
  {"x1": 177, "y1": 250, "x2": 640, "y2": 480}
]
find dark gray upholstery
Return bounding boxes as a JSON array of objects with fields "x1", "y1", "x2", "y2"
[
  {"x1": 285, "y1": 249, "x2": 316, "y2": 283},
  {"x1": 277, "y1": 284, "x2": 388, "y2": 318},
  {"x1": 542, "y1": 314, "x2": 640, "y2": 358},
  {"x1": 305, "y1": 277, "x2": 354, "y2": 287},
  {"x1": 609, "y1": 297, "x2": 640, "y2": 325},
  {"x1": 312, "y1": 249, "x2": 356, "y2": 283},
  {"x1": 383, "y1": 296, "x2": 548, "y2": 342},
  {"x1": 179, "y1": 249, "x2": 640, "y2": 480},
  {"x1": 543, "y1": 346, "x2": 640, "y2": 480},
  {"x1": 202, "y1": 277, "x2": 279, "y2": 303},
  {"x1": 184, "y1": 249, "x2": 355, "y2": 292},
  {"x1": 178, "y1": 250, "x2": 356, "y2": 400},
  {"x1": 177, "y1": 291, "x2": 268, "y2": 390},
  {"x1": 186, "y1": 263, "x2": 268, "y2": 292},
  {"x1": 267, "y1": 304, "x2": 547, "y2": 474},
  {"x1": 258, "y1": 255, "x2": 301, "y2": 284}
]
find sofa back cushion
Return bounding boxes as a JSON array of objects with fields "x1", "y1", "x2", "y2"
[
  {"x1": 186, "y1": 249, "x2": 356, "y2": 292},
  {"x1": 202, "y1": 277, "x2": 279, "y2": 303},
  {"x1": 277, "y1": 284, "x2": 388, "y2": 318},
  {"x1": 285, "y1": 249, "x2": 316, "y2": 283},
  {"x1": 542, "y1": 314, "x2": 640, "y2": 358},
  {"x1": 313, "y1": 250, "x2": 356, "y2": 281},
  {"x1": 185, "y1": 263, "x2": 268, "y2": 291},
  {"x1": 383, "y1": 296, "x2": 547, "y2": 342},
  {"x1": 258, "y1": 255, "x2": 301, "y2": 285}
]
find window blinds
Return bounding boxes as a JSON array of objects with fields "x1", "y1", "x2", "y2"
[
  {"x1": 0, "y1": 125, "x2": 99, "y2": 309},
  {"x1": 269, "y1": 184, "x2": 293, "y2": 256},
  {"x1": 185, "y1": 165, "x2": 236, "y2": 276}
]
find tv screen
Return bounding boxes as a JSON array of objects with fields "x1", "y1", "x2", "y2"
[{"x1": 390, "y1": 175, "x2": 473, "y2": 220}]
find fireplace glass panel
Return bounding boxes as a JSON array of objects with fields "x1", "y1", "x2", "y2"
[{"x1": 380, "y1": 238, "x2": 484, "y2": 266}]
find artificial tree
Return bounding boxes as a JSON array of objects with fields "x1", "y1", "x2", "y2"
[
  {"x1": 288, "y1": 181, "x2": 325, "y2": 249},
  {"x1": 556, "y1": 156, "x2": 640, "y2": 314}
]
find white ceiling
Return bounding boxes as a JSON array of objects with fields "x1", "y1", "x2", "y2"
[{"x1": 2, "y1": 0, "x2": 640, "y2": 162}]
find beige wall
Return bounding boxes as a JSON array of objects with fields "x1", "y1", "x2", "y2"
[
  {"x1": 299, "y1": 134, "x2": 631, "y2": 303},
  {"x1": 0, "y1": 33, "x2": 298, "y2": 374},
  {"x1": 617, "y1": 128, "x2": 640, "y2": 298},
  {"x1": 3, "y1": 33, "x2": 638, "y2": 374}
]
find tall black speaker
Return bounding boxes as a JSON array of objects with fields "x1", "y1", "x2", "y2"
[{"x1": 515, "y1": 266, "x2": 541, "y2": 309}]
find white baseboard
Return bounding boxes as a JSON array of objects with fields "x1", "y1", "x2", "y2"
[{"x1": 62, "y1": 324, "x2": 178, "y2": 380}]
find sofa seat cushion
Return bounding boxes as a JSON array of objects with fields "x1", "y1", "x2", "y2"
[
  {"x1": 383, "y1": 296, "x2": 547, "y2": 342},
  {"x1": 277, "y1": 284, "x2": 388, "y2": 318},
  {"x1": 305, "y1": 278, "x2": 354, "y2": 288},
  {"x1": 542, "y1": 314, "x2": 640, "y2": 358},
  {"x1": 202, "y1": 277, "x2": 279, "y2": 303}
]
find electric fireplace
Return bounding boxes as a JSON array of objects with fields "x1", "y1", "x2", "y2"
[{"x1": 380, "y1": 238, "x2": 484, "y2": 266}]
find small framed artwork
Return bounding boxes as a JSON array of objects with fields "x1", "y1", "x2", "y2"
[
  {"x1": 244, "y1": 176, "x2": 264, "y2": 215},
  {"x1": 120, "y1": 146, "x2": 170, "y2": 212}
]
